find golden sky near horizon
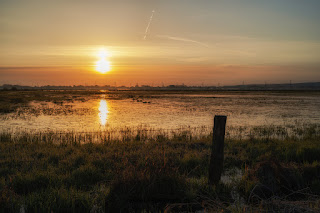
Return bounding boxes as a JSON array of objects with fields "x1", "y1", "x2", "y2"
[{"x1": 1, "y1": 0, "x2": 320, "y2": 86}]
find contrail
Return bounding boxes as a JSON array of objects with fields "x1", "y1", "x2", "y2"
[{"x1": 143, "y1": 10, "x2": 155, "y2": 40}]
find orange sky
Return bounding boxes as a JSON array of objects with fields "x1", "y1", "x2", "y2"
[{"x1": 1, "y1": 0, "x2": 320, "y2": 86}]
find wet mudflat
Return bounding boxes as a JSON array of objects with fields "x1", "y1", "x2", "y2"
[{"x1": 1, "y1": 90, "x2": 319, "y2": 135}]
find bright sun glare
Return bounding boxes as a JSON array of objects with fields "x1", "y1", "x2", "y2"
[
  {"x1": 95, "y1": 48, "x2": 111, "y2": 74},
  {"x1": 99, "y1": 99, "x2": 108, "y2": 126}
]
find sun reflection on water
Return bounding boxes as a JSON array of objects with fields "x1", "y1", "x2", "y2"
[{"x1": 98, "y1": 99, "x2": 108, "y2": 126}]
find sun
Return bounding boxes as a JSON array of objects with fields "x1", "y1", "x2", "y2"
[
  {"x1": 95, "y1": 48, "x2": 111, "y2": 74},
  {"x1": 96, "y1": 59, "x2": 111, "y2": 74}
]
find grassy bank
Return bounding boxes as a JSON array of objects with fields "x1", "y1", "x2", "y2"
[{"x1": 0, "y1": 126, "x2": 320, "y2": 212}]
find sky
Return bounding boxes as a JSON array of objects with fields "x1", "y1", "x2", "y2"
[{"x1": 1, "y1": 0, "x2": 320, "y2": 86}]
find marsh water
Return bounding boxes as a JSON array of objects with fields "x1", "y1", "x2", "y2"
[{"x1": 1, "y1": 91, "x2": 320, "y2": 137}]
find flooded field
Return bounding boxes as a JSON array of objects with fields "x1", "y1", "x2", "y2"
[
  {"x1": 1, "y1": 90, "x2": 319, "y2": 138},
  {"x1": 1, "y1": 90, "x2": 320, "y2": 212}
]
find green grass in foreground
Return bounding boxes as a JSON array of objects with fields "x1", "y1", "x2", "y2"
[{"x1": 0, "y1": 126, "x2": 320, "y2": 212}]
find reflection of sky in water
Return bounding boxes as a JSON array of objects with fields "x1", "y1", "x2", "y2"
[
  {"x1": 0, "y1": 93, "x2": 320, "y2": 133},
  {"x1": 98, "y1": 99, "x2": 108, "y2": 126}
]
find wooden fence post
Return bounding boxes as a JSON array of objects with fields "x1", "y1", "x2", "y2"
[{"x1": 209, "y1": 115, "x2": 227, "y2": 185}]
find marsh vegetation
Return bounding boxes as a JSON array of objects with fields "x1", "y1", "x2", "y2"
[{"x1": 0, "y1": 90, "x2": 319, "y2": 212}]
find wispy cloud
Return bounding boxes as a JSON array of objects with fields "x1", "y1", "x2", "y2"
[{"x1": 157, "y1": 35, "x2": 209, "y2": 48}]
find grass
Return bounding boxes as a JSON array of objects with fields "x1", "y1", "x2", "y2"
[
  {"x1": 0, "y1": 125, "x2": 319, "y2": 212},
  {"x1": 0, "y1": 90, "x2": 320, "y2": 212}
]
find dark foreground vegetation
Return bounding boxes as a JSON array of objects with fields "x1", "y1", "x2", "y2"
[
  {"x1": 0, "y1": 90, "x2": 320, "y2": 212},
  {"x1": 0, "y1": 124, "x2": 320, "y2": 212}
]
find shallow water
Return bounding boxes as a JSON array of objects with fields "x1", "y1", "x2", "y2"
[{"x1": 1, "y1": 91, "x2": 320, "y2": 135}]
